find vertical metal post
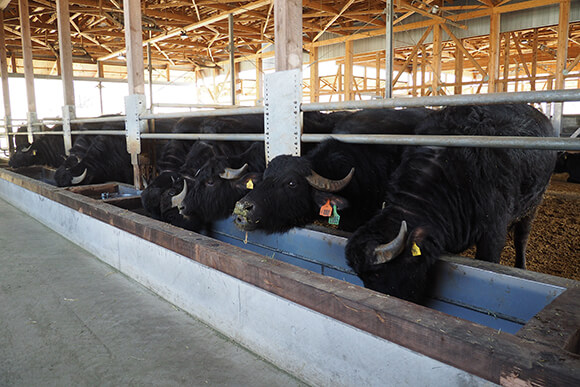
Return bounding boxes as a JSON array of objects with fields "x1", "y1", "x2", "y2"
[
  {"x1": 384, "y1": 0, "x2": 393, "y2": 98},
  {"x1": 229, "y1": 14, "x2": 236, "y2": 106},
  {"x1": 266, "y1": 0, "x2": 303, "y2": 162}
]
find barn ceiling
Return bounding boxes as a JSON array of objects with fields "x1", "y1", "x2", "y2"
[{"x1": 0, "y1": 1, "x2": 578, "y2": 76}]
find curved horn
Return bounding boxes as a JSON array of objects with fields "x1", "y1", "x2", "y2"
[
  {"x1": 171, "y1": 180, "x2": 187, "y2": 209},
  {"x1": 71, "y1": 168, "x2": 88, "y2": 185},
  {"x1": 372, "y1": 221, "x2": 408, "y2": 265},
  {"x1": 219, "y1": 163, "x2": 249, "y2": 180},
  {"x1": 306, "y1": 167, "x2": 354, "y2": 192},
  {"x1": 21, "y1": 145, "x2": 32, "y2": 153}
]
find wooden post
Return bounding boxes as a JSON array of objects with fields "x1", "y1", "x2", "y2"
[
  {"x1": 255, "y1": 56, "x2": 263, "y2": 104},
  {"x1": 344, "y1": 40, "x2": 353, "y2": 101},
  {"x1": 97, "y1": 61, "x2": 104, "y2": 115},
  {"x1": 531, "y1": 28, "x2": 538, "y2": 92},
  {"x1": 309, "y1": 47, "x2": 319, "y2": 103},
  {"x1": 375, "y1": 52, "x2": 381, "y2": 97},
  {"x1": 553, "y1": 0, "x2": 570, "y2": 137},
  {"x1": 432, "y1": 24, "x2": 441, "y2": 96},
  {"x1": 502, "y1": 33, "x2": 510, "y2": 93},
  {"x1": 56, "y1": 0, "x2": 75, "y2": 155},
  {"x1": 18, "y1": 0, "x2": 37, "y2": 141},
  {"x1": 123, "y1": 0, "x2": 146, "y2": 189},
  {"x1": 229, "y1": 13, "x2": 236, "y2": 106},
  {"x1": 412, "y1": 54, "x2": 418, "y2": 97},
  {"x1": 454, "y1": 40, "x2": 463, "y2": 95},
  {"x1": 421, "y1": 45, "x2": 427, "y2": 96},
  {"x1": 274, "y1": 0, "x2": 302, "y2": 71},
  {"x1": 0, "y1": 13, "x2": 13, "y2": 154},
  {"x1": 488, "y1": 8, "x2": 501, "y2": 93}
]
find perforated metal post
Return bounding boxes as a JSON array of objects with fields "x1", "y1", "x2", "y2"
[
  {"x1": 61, "y1": 105, "x2": 75, "y2": 155},
  {"x1": 263, "y1": 68, "x2": 302, "y2": 163},
  {"x1": 125, "y1": 94, "x2": 147, "y2": 189}
]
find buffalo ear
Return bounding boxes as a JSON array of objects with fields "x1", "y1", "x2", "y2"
[{"x1": 311, "y1": 190, "x2": 350, "y2": 211}]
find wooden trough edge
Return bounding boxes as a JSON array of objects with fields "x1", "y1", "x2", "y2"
[{"x1": 1, "y1": 167, "x2": 579, "y2": 386}]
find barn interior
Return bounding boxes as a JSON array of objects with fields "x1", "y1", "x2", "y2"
[{"x1": 1, "y1": 1, "x2": 580, "y2": 386}]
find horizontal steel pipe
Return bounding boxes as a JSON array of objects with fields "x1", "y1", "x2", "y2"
[
  {"x1": 302, "y1": 89, "x2": 580, "y2": 111},
  {"x1": 302, "y1": 134, "x2": 580, "y2": 151},
  {"x1": 141, "y1": 133, "x2": 264, "y2": 141},
  {"x1": 140, "y1": 106, "x2": 264, "y2": 120}
]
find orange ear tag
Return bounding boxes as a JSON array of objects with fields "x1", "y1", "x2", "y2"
[{"x1": 319, "y1": 199, "x2": 332, "y2": 217}]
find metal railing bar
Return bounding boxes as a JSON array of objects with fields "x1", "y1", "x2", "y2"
[
  {"x1": 140, "y1": 106, "x2": 264, "y2": 120},
  {"x1": 302, "y1": 89, "x2": 580, "y2": 111},
  {"x1": 301, "y1": 134, "x2": 580, "y2": 151}
]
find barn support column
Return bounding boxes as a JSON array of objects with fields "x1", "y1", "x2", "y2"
[
  {"x1": 384, "y1": 0, "x2": 393, "y2": 98},
  {"x1": 264, "y1": 0, "x2": 302, "y2": 162},
  {"x1": 229, "y1": 14, "x2": 236, "y2": 106},
  {"x1": 454, "y1": 39, "x2": 464, "y2": 95},
  {"x1": 431, "y1": 23, "x2": 442, "y2": 96},
  {"x1": 255, "y1": 56, "x2": 263, "y2": 104},
  {"x1": 552, "y1": 0, "x2": 571, "y2": 137},
  {"x1": 488, "y1": 8, "x2": 501, "y2": 93},
  {"x1": 502, "y1": 33, "x2": 510, "y2": 93},
  {"x1": 375, "y1": 52, "x2": 381, "y2": 97},
  {"x1": 309, "y1": 47, "x2": 319, "y2": 103},
  {"x1": 56, "y1": 0, "x2": 76, "y2": 155},
  {"x1": 123, "y1": 0, "x2": 147, "y2": 189},
  {"x1": 18, "y1": 0, "x2": 37, "y2": 143},
  {"x1": 344, "y1": 40, "x2": 354, "y2": 101},
  {"x1": 0, "y1": 12, "x2": 13, "y2": 154}
]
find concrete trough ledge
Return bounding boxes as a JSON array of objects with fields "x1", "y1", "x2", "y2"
[{"x1": 1, "y1": 167, "x2": 579, "y2": 386}]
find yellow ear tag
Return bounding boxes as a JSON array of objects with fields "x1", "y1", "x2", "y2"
[
  {"x1": 246, "y1": 179, "x2": 254, "y2": 190},
  {"x1": 411, "y1": 242, "x2": 422, "y2": 256},
  {"x1": 32, "y1": 149, "x2": 37, "y2": 156},
  {"x1": 319, "y1": 199, "x2": 332, "y2": 217}
]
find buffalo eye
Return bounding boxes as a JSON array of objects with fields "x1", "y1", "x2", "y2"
[
  {"x1": 288, "y1": 180, "x2": 297, "y2": 189},
  {"x1": 206, "y1": 179, "x2": 215, "y2": 186},
  {"x1": 168, "y1": 189, "x2": 176, "y2": 196}
]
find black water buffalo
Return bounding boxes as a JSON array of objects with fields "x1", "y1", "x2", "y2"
[
  {"x1": 345, "y1": 104, "x2": 557, "y2": 303},
  {"x1": 170, "y1": 142, "x2": 265, "y2": 231},
  {"x1": 54, "y1": 121, "x2": 131, "y2": 187},
  {"x1": 8, "y1": 125, "x2": 75, "y2": 168},
  {"x1": 233, "y1": 107, "x2": 432, "y2": 233},
  {"x1": 554, "y1": 151, "x2": 580, "y2": 183},
  {"x1": 141, "y1": 114, "x2": 265, "y2": 227},
  {"x1": 165, "y1": 110, "x2": 351, "y2": 230}
]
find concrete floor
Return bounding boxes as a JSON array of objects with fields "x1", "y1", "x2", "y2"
[{"x1": 0, "y1": 198, "x2": 306, "y2": 387}]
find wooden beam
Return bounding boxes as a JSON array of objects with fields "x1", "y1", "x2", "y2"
[
  {"x1": 392, "y1": 26, "x2": 432, "y2": 86},
  {"x1": 123, "y1": 0, "x2": 144, "y2": 94},
  {"x1": 312, "y1": 0, "x2": 356, "y2": 42},
  {"x1": 502, "y1": 33, "x2": 510, "y2": 92}
]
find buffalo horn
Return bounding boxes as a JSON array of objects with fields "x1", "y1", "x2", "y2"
[
  {"x1": 71, "y1": 168, "x2": 88, "y2": 185},
  {"x1": 21, "y1": 145, "x2": 32, "y2": 153},
  {"x1": 373, "y1": 221, "x2": 408, "y2": 264},
  {"x1": 219, "y1": 163, "x2": 249, "y2": 180},
  {"x1": 171, "y1": 180, "x2": 187, "y2": 209},
  {"x1": 306, "y1": 167, "x2": 355, "y2": 192}
]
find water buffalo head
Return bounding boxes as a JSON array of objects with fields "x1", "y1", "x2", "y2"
[{"x1": 233, "y1": 155, "x2": 354, "y2": 233}]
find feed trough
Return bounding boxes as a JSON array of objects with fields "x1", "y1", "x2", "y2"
[{"x1": 1, "y1": 166, "x2": 578, "y2": 386}]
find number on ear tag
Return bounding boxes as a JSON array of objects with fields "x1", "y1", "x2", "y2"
[{"x1": 319, "y1": 199, "x2": 332, "y2": 217}]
